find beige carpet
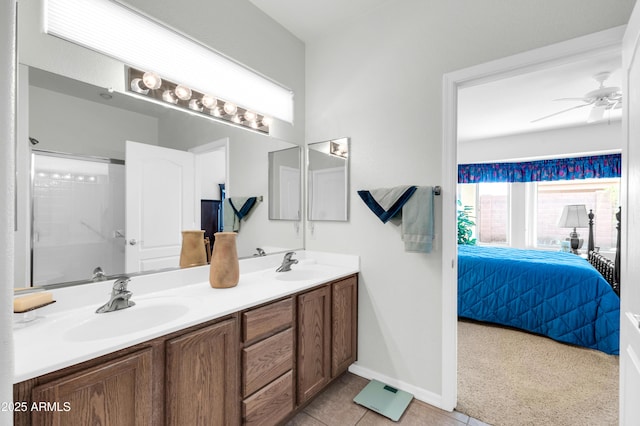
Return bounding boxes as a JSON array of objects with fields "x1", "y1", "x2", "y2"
[{"x1": 456, "y1": 320, "x2": 619, "y2": 426}]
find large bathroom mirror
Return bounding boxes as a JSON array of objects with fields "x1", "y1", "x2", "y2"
[
  {"x1": 268, "y1": 147, "x2": 302, "y2": 220},
  {"x1": 307, "y1": 137, "x2": 350, "y2": 221},
  {"x1": 15, "y1": 0, "x2": 304, "y2": 290},
  {"x1": 18, "y1": 66, "x2": 302, "y2": 288}
]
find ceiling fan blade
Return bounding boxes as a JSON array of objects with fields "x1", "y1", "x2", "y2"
[
  {"x1": 531, "y1": 103, "x2": 592, "y2": 123},
  {"x1": 587, "y1": 105, "x2": 606, "y2": 123},
  {"x1": 553, "y1": 97, "x2": 590, "y2": 102}
]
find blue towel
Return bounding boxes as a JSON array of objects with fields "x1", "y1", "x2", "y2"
[{"x1": 357, "y1": 186, "x2": 417, "y2": 223}]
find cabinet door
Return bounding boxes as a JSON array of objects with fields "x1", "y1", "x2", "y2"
[
  {"x1": 332, "y1": 276, "x2": 358, "y2": 377},
  {"x1": 31, "y1": 349, "x2": 153, "y2": 426},
  {"x1": 166, "y1": 318, "x2": 240, "y2": 426},
  {"x1": 297, "y1": 285, "x2": 331, "y2": 404}
]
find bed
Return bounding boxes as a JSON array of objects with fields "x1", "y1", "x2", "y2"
[{"x1": 458, "y1": 245, "x2": 620, "y2": 355}]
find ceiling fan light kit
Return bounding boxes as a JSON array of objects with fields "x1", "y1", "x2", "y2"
[{"x1": 532, "y1": 71, "x2": 622, "y2": 124}]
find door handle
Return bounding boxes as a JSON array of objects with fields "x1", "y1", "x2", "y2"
[{"x1": 128, "y1": 239, "x2": 138, "y2": 246}]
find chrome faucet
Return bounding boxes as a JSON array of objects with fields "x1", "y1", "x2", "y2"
[
  {"x1": 96, "y1": 277, "x2": 135, "y2": 313},
  {"x1": 254, "y1": 247, "x2": 266, "y2": 257},
  {"x1": 276, "y1": 251, "x2": 298, "y2": 272}
]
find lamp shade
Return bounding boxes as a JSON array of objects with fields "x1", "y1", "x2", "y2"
[{"x1": 558, "y1": 204, "x2": 589, "y2": 228}]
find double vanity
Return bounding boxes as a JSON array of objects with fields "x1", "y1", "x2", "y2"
[{"x1": 13, "y1": 251, "x2": 359, "y2": 425}]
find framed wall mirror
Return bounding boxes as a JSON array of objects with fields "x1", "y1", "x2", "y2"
[
  {"x1": 307, "y1": 137, "x2": 350, "y2": 221},
  {"x1": 268, "y1": 146, "x2": 302, "y2": 220}
]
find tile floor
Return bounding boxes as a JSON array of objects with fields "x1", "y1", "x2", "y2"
[{"x1": 286, "y1": 373, "x2": 490, "y2": 426}]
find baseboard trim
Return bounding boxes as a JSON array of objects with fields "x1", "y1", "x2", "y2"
[{"x1": 347, "y1": 364, "x2": 445, "y2": 411}]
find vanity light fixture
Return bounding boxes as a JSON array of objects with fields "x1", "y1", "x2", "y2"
[
  {"x1": 174, "y1": 85, "x2": 192, "y2": 101},
  {"x1": 201, "y1": 95, "x2": 217, "y2": 109},
  {"x1": 188, "y1": 99, "x2": 203, "y2": 112},
  {"x1": 142, "y1": 71, "x2": 162, "y2": 90},
  {"x1": 223, "y1": 102, "x2": 238, "y2": 115},
  {"x1": 45, "y1": 0, "x2": 294, "y2": 123},
  {"x1": 126, "y1": 67, "x2": 272, "y2": 134},
  {"x1": 162, "y1": 90, "x2": 178, "y2": 104}
]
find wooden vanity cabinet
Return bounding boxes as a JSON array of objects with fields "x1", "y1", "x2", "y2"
[
  {"x1": 241, "y1": 297, "x2": 295, "y2": 426},
  {"x1": 297, "y1": 275, "x2": 358, "y2": 405},
  {"x1": 165, "y1": 317, "x2": 240, "y2": 426},
  {"x1": 296, "y1": 285, "x2": 331, "y2": 404},
  {"x1": 29, "y1": 348, "x2": 155, "y2": 426},
  {"x1": 14, "y1": 273, "x2": 358, "y2": 426},
  {"x1": 331, "y1": 275, "x2": 358, "y2": 377}
]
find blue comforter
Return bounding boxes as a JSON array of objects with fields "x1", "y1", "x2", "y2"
[{"x1": 458, "y1": 245, "x2": 620, "y2": 355}]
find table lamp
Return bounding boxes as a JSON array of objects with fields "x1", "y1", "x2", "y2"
[{"x1": 558, "y1": 204, "x2": 589, "y2": 254}]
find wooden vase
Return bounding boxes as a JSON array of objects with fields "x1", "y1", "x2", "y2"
[
  {"x1": 209, "y1": 232, "x2": 239, "y2": 288},
  {"x1": 179, "y1": 230, "x2": 207, "y2": 268}
]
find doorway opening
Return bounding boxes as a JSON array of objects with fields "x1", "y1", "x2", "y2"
[{"x1": 440, "y1": 26, "x2": 625, "y2": 415}]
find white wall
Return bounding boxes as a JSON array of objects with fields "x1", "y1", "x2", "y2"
[
  {"x1": 29, "y1": 86, "x2": 159, "y2": 160},
  {"x1": 304, "y1": 0, "x2": 635, "y2": 406},
  {"x1": 458, "y1": 121, "x2": 622, "y2": 164}
]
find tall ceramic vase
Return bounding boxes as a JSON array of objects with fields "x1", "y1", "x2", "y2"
[
  {"x1": 209, "y1": 231, "x2": 239, "y2": 288},
  {"x1": 179, "y1": 230, "x2": 207, "y2": 268}
]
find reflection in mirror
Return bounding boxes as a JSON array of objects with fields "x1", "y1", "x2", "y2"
[
  {"x1": 269, "y1": 147, "x2": 302, "y2": 220},
  {"x1": 307, "y1": 137, "x2": 350, "y2": 221},
  {"x1": 18, "y1": 66, "x2": 302, "y2": 289},
  {"x1": 32, "y1": 152, "x2": 125, "y2": 285}
]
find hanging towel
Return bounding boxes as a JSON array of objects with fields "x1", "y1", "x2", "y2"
[
  {"x1": 223, "y1": 197, "x2": 258, "y2": 232},
  {"x1": 401, "y1": 186, "x2": 434, "y2": 253},
  {"x1": 357, "y1": 186, "x2": 417, "y2": 223}
]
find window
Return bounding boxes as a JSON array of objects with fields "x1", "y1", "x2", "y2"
[
  {"x1": 536, "y1": 179, "x2": 619, "y2": 251},
  {"x1": 458, "y1": 182, "x2": 508, "y2": 245},
  {"x1": 457, "y1": 178, "x2": 620, "y2": 251}
]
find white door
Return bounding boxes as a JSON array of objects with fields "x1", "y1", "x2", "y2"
[
  {"x1": 309, "y1": 167, "x2": 346, "y2": 220},
  {"x1": 620, "y1": 4, "x2": 640, "y2": 424},
  {"x1": 125, "y1": 141, "x2": 196, "y2": 273}
]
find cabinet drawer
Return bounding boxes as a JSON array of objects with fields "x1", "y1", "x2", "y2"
[
  {"x1": 243, "y1": 297, "x2": 293, "y2": 343},
  {"x1": 243, "y1": 370, "x2": 293, "y2": 426},
  {"x1": 243, "y1": 328, "x2": 293, "y2": 397}
]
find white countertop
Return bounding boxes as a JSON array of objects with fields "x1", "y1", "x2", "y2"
[{"x1": 13, "y1": 250, "x2": 359, "y2": 383}]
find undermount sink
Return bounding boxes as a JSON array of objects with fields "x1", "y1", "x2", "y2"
[{"x1": 63, "y1": 298, "x2": 191, "y2": 342}]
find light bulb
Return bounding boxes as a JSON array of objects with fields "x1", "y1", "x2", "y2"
[
  {"x1": 223, "y1": 102, "x2": 237, "y2": 115},
  {"x1": 250, "y1": 121, "x2": 259, "y2": 129},
  {"x1": 189, "y1": 99, "x2": 203, "y2": 112},
  {"x1": 231, "y1": 114, "x2": 242, "y2": 123},
  {"x1": 262, "y1": 116, "x2": 273, "y2": 127},
  {"x1": 130, "y1": 78, "x2": 149, "y2": 94},
  {"x1": 244, "y1": 110, "x2": 257, "y2": 121},
  {"x1": 174, "y1": 85, "x2": 192, "y2": 101},
  {"x1": 201, "y1": 95, "x2": 217, "y2": 109},
  {"x1": 162, "y1": 90, "x2": 178, "y2": 104},
  {"x1": 141, "y1": 72, "x2": 162, "y2": 90},
  {"x1": 210, "y1": 107, "x2": 222, "y2": 117}
]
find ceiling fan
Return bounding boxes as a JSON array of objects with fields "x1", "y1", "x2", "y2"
[{"x1": 531, "y1": 71, "x2": 622, "y2": 123}]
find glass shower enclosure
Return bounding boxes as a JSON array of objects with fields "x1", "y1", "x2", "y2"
[{"x1": 31, "y1": 151, "x2": 125, "y2": 285}]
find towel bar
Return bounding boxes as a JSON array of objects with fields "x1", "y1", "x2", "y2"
[{"x1": 433, "y1": 186, "x2": 441, "y2": 196}]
